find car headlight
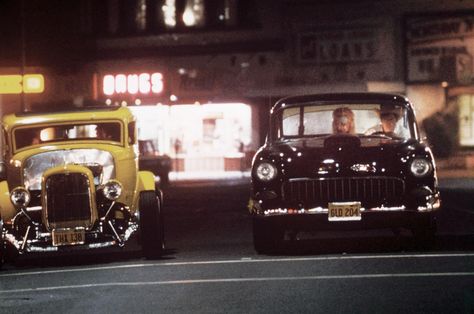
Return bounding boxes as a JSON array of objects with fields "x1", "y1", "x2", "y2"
[
  {"x1": 410, "y1": 158, "x2": 431, "y2": 177},
  {"x1": 10, "y1": 187, "x2": 31, "y2": 208},
  {"x1": 255, "y1": 162, "x2": 278, "y2": 182},
  {"x1": 103, "y1": 180, "x2": 123, "y2": 201}
]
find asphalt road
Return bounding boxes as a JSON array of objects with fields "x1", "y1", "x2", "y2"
[{"x1": 0, "y1": 177, "x2": 473, "y2": 314}]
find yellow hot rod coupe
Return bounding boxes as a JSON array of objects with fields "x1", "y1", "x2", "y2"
[{"x1": 0, "y1": 105, "x2": 164, "y2": 266}]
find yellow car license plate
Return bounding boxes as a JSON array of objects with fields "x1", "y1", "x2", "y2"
[
  {"x1": 328, "y1": 202, "x2": 361, "y2": 221},
  {"x1": 52, "y1": 229, "x2": 85, "y2": 246}
]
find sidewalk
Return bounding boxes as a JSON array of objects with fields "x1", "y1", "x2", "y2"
[
  {"x1": 165, "y1": 168, "x2": 473, "y2": 188},
  {"x1": 169, "y1": 170, "x2": 250, "y2": 181},
  {"x1": 437, "y1": 160, "x2": 474, "y2": 177},
  {"x1": 437, "y1": 168, "x2": 474, "y2": 190},
  {"x1": 437, "y1": 168, "x2": 474, "y2": 178},
  {"x1": 167, "y1": 170, "x2": 251, "y2": 187},
  {"x1": 436, "y1": 153, "x2": 474, "y2": 186}
]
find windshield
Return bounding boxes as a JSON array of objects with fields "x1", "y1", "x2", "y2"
[
  {"x1": 14, "y1": 122, "x2": 122, "y2": 150},
  {"x1": 273, "y1": 103, "x2": 413, "y2": 140}
]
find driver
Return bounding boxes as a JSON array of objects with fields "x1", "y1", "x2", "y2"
[
  {"x1": 95, "y1": 124, "x2": 117, "y2": 140},
  {"x1": 366, "y1": 107, "x2": 402, "y2": 136}
]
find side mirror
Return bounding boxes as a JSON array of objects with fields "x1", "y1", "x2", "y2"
[{"x1": 0, "y1": 161, "x2": 6, "y2": 181}]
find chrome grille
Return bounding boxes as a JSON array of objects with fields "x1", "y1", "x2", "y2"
[
  {"x1": 45, "y1": 173, "x2": 92, "y2": 227},
  {"x1": 282, "y1": 177, "x2": 405, "y2": 206}
]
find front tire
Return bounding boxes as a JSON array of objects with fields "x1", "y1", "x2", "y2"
[{"x1": 139, "y1": 191, "x2": 164, "y2": 259}]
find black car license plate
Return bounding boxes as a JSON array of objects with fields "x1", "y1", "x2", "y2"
[{"x1": 328, "y1": 202, "x2": 361, "y2": 221}]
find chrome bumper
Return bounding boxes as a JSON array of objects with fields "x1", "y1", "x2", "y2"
[{"x1": 3, "y1": 222, "x2": 138, "y2": 254}]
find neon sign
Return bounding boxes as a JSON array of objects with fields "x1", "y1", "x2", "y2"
[
  {"x1": 0, "y1": 74, "x2": 44, "y2": 94},
  {"x1": 103, "y1": 72, "x2": 164, "y2": 96}
]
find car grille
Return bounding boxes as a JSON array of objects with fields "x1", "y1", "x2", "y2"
[
  {"x1": 282, "y1": 177, "x2": 405, "y2": 207},
  {"x1": 45, "y1": 173, "x2": 92, "y2": 229}
]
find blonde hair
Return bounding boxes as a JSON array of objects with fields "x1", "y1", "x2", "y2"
[{"x1": 332, "y1": 107, "x2": 355, "y2": 134}]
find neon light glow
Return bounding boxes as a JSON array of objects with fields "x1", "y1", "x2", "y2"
[
  {"x1": 0, "y1": 74, "x2": 44, "y2": 94},
  {"x1": 23, "y1": 74, "x2": 45, "y2": 93},
  {"x1": 127, "y1": 75, "x2": 139, "y2": 94},
  {"x1": 102, "y1": 72, "x2": 164, "y2": 96}
]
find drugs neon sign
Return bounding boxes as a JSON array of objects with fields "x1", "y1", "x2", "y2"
[{"x1": 103, "y1": 72, "x2": 164, "y2": 96}]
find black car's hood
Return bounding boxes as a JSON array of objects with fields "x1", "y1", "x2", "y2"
[{"x1": 256, "y1": 135, "x2": 430, "y2": 178}]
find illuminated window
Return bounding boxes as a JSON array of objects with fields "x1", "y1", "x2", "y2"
[
  {"x1": 162, "y1": 0, "x2": 177, "y2": 28},
  {"x1": 458, "y1": 95, "x2": 474, "y2": 146},
  {"x1": 183, "y1": 0, "x2": 205, "y2": 27},
  {"x1": 135, "y1": 0, "x2": 147, "y2": 32},
  {"x1": 108, "y1": 0, "x2": 258, "y2": 34}
]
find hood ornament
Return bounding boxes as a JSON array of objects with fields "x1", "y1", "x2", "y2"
[{"x1": 351, "y1": 163, "x2": 376, "y2": 173}]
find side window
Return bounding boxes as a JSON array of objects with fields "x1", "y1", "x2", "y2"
[
  {"x1": 128, "y1": 121, "x2": 137, "y2": 144},
  {"x1": 282, "y1": 107, "x2": 301, "y2": 137}
]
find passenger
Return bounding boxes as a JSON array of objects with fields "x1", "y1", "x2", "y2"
[{"x1": 332, "y1": 107, "x2": 355, "y2": 134}]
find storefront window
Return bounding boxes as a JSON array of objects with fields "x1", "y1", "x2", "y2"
[
  {"x1": 129, "y1": 102, "x2": 252, "y2": 172},
  {"x1": 162, "y1": 0, "x2": 177, "y2": 28},
  {"x1": 458, "y1": 95, "x2": 474, "y2": 146},
  {"x1": 135, "y1": 0, "x2": 147, "y2": 32},
  {"x1": 182, "y1": 0, "x2": 205, "y2": 27},
  {"x1": 107, "y1": 0, "x2": 256, "y2": 34}
]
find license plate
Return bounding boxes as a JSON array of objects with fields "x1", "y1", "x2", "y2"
[
  {"x1": 328, "y1": 202, "x2": 361, "y2": 221},
  {"x1": 52, "y1": 229, "x2": 85, "y2": 246}
]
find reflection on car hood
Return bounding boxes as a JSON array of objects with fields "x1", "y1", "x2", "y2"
[
  {"x1": 23, "y1": 149, "x2": 115, "y2": 190},
  {"x1": 260, "y1": 136, "x2": 426, "y2": 177}
]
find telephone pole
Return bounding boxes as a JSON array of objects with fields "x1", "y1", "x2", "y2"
[{"x1": 20, "y1": 0, "x2": 26, "y2": 112}]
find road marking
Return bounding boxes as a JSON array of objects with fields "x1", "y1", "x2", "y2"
[
  {"x1": 1, "y1": 272, "x2": 474, "y2": 294},
  {"x1": 1, "y1": 252, "x2": 474, "y2": 278}
]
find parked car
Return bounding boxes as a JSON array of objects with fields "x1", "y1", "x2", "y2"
[
  {"x1": 249, "y1": 93, "x2": 441, "y2": 253},
  {"x1": 0, "y1": 106, "x2": 164, "y2": 267},
  {"x1": 138, "y1": 140, "x2": 172, "y2": 186}
]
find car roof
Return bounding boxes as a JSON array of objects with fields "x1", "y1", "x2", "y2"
[
  {"x1": 2, "y1": 106, "x2": 135, "y2": 131},
  {"x1": 271, "y1": 93, "x2": 412, "y2": 114}
]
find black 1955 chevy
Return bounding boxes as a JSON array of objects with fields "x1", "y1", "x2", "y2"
[{"x1": 249, "y1": 93, "x2": 441, "y2": 253}]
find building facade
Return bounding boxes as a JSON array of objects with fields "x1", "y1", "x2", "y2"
[{"x1": 2, "y1": 0, "x2": 474, "y2": 169}]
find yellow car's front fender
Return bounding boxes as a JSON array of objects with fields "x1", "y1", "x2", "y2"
[
  {"x1": 131, "y1": 170, "x2": 156, "y2": 213},
  {"x1": 138, "y1": 170, "x2": 156, "y2": 192}
]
